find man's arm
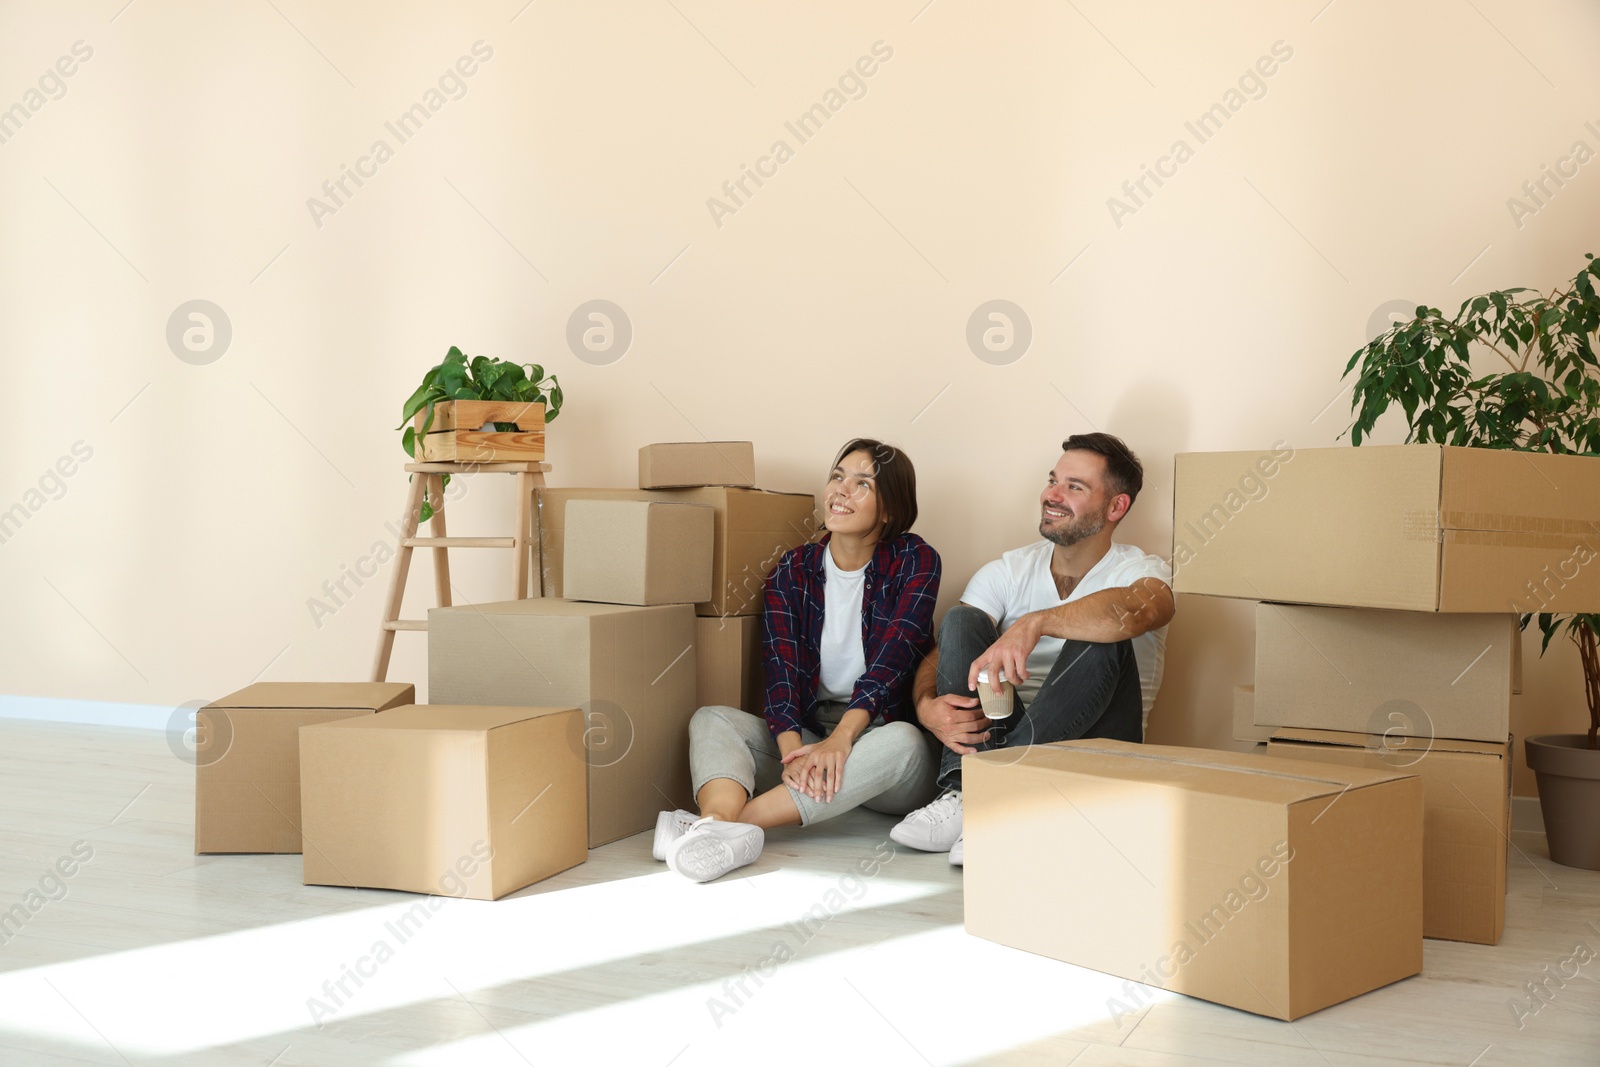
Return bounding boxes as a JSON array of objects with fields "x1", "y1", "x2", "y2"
[
  {"x1": 1033, "y1": 578, "x2": 1175, "y2": 643},
  {"x1": 968, "y1": 578, "x2": 1174, "y2": 690}
]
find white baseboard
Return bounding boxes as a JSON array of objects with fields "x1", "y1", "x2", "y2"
[
  {"x1": 1511, "y1": 795, "x2": 1545, "y2": 834},
  {"x1": 0, "y1": 694, "x2": 170, "y2": 731}
]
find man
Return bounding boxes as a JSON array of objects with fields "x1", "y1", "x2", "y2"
[{"x1": 890, "y1": 433, "x2": 1175, "y2": 863}]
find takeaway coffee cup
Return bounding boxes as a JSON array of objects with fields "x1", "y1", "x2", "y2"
[{"x1": 976, "y1": 669, "x2": 1014, "y2": 720}]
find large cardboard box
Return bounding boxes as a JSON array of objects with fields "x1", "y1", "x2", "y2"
[
  {"x1": 1233, "y1": 683, "x2": 1274, "y2": 743},
  {"x1": 563, "y1": 499, "x2": 714, "y2": 606},
  {"x1": 696, "y1": 615, "x2": 765, "y2": 713},
  {"x1": 1267, "y1": 728, "x2": 1511, "y2": 945},
  {"x1": 1172, "y1": 444, "x2": 1600, "y2": 612},
  {"x1": 538, "y1": 487, "x2": 816, "y2": 616},
  {"x1": 639, "y1": 441, "x2": 756, "y2": 489},
  {"x1": 964, "y1": 740, "x2": 1423, "y2": 1021},
  {"x1": 299, "y1": 705, "x2": 586, "y2": 900},
  {"x1": 428, "y1": 598, "x2": 697, "y2": 847},
  {"x1": 194, "y1": 682, "x2": 414, "y2": 855},
  {"x1": 1254, "y1": 603, "x2": 1516, "y2": 743}
]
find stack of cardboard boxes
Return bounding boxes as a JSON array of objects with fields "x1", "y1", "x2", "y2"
[
  {"x1": 1174, "y1": 442, "x2": 1600, "y2": 947},
  {"x1": 191, "y1": 441, "x2": 817, "y2": 901},
  {"x1": 532, "y1": 442, "x2": 817, "y2": 713},
  {"x1": 428, "y1": 440, "x2": 814, "y2": 851}
]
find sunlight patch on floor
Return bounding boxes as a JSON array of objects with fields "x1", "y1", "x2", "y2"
[
  {"x1": 394, "y1": 924, "x2": 1162, "y2": 1067},
  {"x1": 0, "y1": 865, "x2": 951, "y2": 1057}
]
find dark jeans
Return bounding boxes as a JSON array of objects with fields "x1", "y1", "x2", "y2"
[{"x1": 935, "y1": 604, "x2": 1143, "y2": 792}]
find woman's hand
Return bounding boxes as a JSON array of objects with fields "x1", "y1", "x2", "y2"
[{"x1": 781, "y1": 731, "x2": 855, "y2": 803}]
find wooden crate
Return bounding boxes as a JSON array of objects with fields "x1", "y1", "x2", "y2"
[{"x1": 416, "y1": 401, "x2": 545, "y2": 462}]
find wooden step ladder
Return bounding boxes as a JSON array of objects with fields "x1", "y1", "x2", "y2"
[{"x1": 371, "y1": 460, "x2": 550, "y2": 682}]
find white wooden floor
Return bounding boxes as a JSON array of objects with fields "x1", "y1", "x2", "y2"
[{"x1": 0, "y1": 718, "x2": 1596, "y2": 1067}]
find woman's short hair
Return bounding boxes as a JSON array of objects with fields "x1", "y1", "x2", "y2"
[{"x1": 831, "y1": 438, "x2": 918, "y2": 542}]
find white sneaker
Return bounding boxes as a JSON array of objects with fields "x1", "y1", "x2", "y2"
[
  {"x1": 949, "y1": 835, "x2": 964, "y2": 866},
  {"x1": 890, "y1": 790, "x2": 963, "y2": 852},
  {"x1": 652, "y1": 809, "x2": 698, "y2": 861},
  {"x1": 666, "y1": 818, "x2": 764, "y2": 882}
]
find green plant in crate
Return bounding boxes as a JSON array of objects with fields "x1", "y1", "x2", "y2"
[
  {"x1": 1341, "y1": 253, "x2": 1600, "y2": 756},
  {"x1": 396, "y1": 346, "x2": 564, "y2": 520}
]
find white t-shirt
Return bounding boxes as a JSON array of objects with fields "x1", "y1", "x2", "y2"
[
  {"x1": 816, "y1": 548, "x2": 868, "y2": 702},
  {"x1": 959, "y1": 541, "x2": 1172, "y2": 728}
]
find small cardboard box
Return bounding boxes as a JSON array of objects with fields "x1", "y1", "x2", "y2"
[
  {"x1": 299, "y1": 705, "x2": 586, "y2": 900},
  {"x1": 428, "y1": 598, "x2": 697, "y2": 847},
  {"x1": 1254, "y1": 603, "x2": 1516, "y2": 743},
  {"x1": 1267, "y1": 728, "x2": 1511, "y2": 945},
  {"x1": 639, "y1": 441, "x2": 756, "y2": 489},
  {"x1": 1172, "y1": 444, "x2": 1600, "y2": 612},
  {"x1": 964, "y1": 739, "x2": 1422, "y2": 1021},
  {"x1": 194, "y1": 682, "x2": 414, "y2": 855},
  {"x1": 696, "y1": 615, "x2": 765, "y2": 713},
  {"x1": 1234, "y1": 684, "x2": 1274, "y2": 743},
  {"x1": 563, "y1": 499, "x2": 714, "y2": 606},
  {"x1": 538, "y1": 487, "x2": 816, "y2": 616}
]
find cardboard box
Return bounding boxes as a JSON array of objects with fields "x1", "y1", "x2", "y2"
[
  {"x1": 964, "y1": 739, "x2": 1422, "y2": 1021},
  {"x1": 1234, "y1": 683, "x2": 1274, "y2": 743},
  {"x1": 639, "y1": 441, "x2": 756, "y2": 489},
  {"x1": 696, "y1": 615, "x2": 765, "y2": 713},
  {"x1": 538, "y1": 487, "x2": 816, "y2": 616},
  {"x1": 194, "y1": 682, "x2": 414, "y2": 855},
  {"x1": 428, "y1": 598, "x2": 697, "y2": 847},
  {"x1": 299, "y1": 705, "x2": 586, "y2": 900},
  {"x1": 1172, "y1": 444, "x2": 1600, "y2": 612},
  {"x1": 1254, "y1": 603, "x2": 1516, "y2": 743},
  {"x1": 563, "y1": 499, "x2": 714, "y2": 606},
  {"x1": 1266, "y1": 728, "x2": 1510, "y2": 945}
]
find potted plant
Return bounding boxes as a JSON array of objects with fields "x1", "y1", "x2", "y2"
[
  {"x1": 1342, "y1": 252, "x2": 1600, "y2": 868},
  {"x1": 396, "y1": 347, "x2": 563, "y2": 519}
]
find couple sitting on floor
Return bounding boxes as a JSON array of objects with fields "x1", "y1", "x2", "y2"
[{"x1": 654, "y1": 432, "x2": 1175, "y2": 882}]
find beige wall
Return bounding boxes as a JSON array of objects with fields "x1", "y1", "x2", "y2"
[{"x1": 2, "y1": 2, "x2": 1596, "y2": 794}]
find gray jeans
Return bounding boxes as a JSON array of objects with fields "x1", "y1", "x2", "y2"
[
  {"x1": 935, "y1": 604, "x2": 1143, "y2": 793},
  {"x1": 689, "y1": 702, "x2": 940, "y2": 827}
]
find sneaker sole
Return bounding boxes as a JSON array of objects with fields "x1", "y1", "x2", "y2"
[{"x1": 669, "y1": 833, "x2": 761, "y2": 883}]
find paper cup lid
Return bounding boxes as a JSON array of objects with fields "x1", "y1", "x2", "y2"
[{"x1": 977, "y1": 668, "x2": 1008, "y2": 684}]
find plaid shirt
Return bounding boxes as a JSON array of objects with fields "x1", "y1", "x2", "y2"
[{"x1": 760, "y1": 532, "x2": 941, "y2": 739}]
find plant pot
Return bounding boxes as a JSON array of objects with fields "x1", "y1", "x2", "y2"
[
  {"x1": 415, "y1": 400, "x2": 545, "y2": 462},
  {"x1": 1525, "y1": 734, "x2": 1600, "y2": 870}
]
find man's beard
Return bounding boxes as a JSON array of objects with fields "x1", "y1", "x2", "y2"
[{"x1": 1040, "y1": 506, "x2": 1106, "y2": 547}]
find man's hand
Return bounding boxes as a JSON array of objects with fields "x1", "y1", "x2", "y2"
[
  {"x1": 968, "y1": 613, "x2": 1044, "y2": 692},
  {"x1": 916, "y1": 693, "x2": 991, "y2": 756}
]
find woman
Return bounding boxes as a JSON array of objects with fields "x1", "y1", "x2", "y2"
[{"x1": 655, "y1": 438, "x2": 942, "y2": 882}]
